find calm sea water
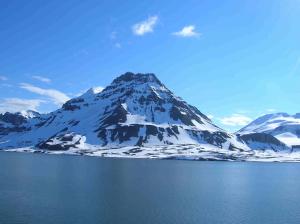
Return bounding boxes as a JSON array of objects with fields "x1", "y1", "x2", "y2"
[{"x1": 1, "y1": 152, "x2": 300, "y2": 224}]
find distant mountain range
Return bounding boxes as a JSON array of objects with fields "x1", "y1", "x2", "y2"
[
  {"x1": 238, "y1": 113, "x2": 300, "y2": 152},
  {"x1": 1, "y1": 72, "x2": 299, "y2": 161}
]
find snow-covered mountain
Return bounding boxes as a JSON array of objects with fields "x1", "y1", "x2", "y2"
[
  {"x1": 238, "y1": 113, "x2": 300, "y2": 151},
  {"x1": 0, "y1": 110, "x2": 41, "y2": 135},
  {"x1": 0, "y1": 72, "x2": 249, "y2": 152},
  {"x1": 1, "y1": 72, "x2": 298, "y2": 161}
]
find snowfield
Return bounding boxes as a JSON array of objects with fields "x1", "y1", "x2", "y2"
[{"x1": 4, "y1": 145, "x2": 300, "y2": 162}]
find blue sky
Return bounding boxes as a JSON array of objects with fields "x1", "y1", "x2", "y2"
[{"x1": 0, "y1": 0, "x2": 299, "y2": 131}]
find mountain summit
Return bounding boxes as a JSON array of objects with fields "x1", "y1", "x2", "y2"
[{"x1": 0, "y1": 72, "x2": 250, "y2": 152}]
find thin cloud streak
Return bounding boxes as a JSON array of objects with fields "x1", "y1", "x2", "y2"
[
  {"x1": 0, "y1": 98, "x2": 45, "y2": 114},
  {"x1": 32, "y1": 75, "x2": 51, "y2": 83},
  {"x1": 219, "y1": 114, "x2": 252, "y2": 126},
  {"x1": 20, "y1": 83, "x2": 70, "y2": 105}
]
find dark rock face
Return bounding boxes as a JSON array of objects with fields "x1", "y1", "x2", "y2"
[
  {"x1": 100, "y1": 125, "x2": 140, "y2": 146},
  {"x1": 68, "y1": 120, "x2": 80, "y2": 126},
  {"x1": 239, "y1": 133, "x2": 283, "y2": 145},
  {"x1": 96, "y1": 122, "x2": 233, "y2": 148},
  {"x1": 292, "y1": 145, "x2": 300, "y2": 152},
  {"x1": 62, "y1": 103, "x2": 81, "y2": 111},
  {"x1": 0, "y1": 126, "x2": 28, "y2": 135},
  {"x1": 37, "y1": 133, "x2": 82, "y2": 151},
  {"x1": 100, "y1": 104, "x2": 128, "y2": 128},
  {"x1": 201, "y1": 131, "x2": 230, "y2": 148},
  {"x1": 170, "y1": 106, "x2": 203, "y2": 126},
  {"x1": 0, "y1": 112, "x2": 27, "y2": 126},
  {"x1": 239, "y1": 133, "x2": 287, "y2": 151},
  {"x1": 111, "y1": 72, "x2": 163, "y2": 86},
  {"x1": 62, "y1": 98, "x2": 84, "y2": 111},
  {"x1": 170, "y1": 106, "x2": 194, "y2": 126},
  {"x1": 0, "y1": 112, "x2": 33, "y2": 135}
]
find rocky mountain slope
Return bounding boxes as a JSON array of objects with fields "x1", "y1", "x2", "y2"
[
  {"x1": 238, "y1": 113, "x2": 300, "y2": 151},
  {"x1": 0, "y1": 73, "x2": 296, "y2": 160}
]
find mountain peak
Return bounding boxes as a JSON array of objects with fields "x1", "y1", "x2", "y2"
[
  {"x1": 86, "y1": 87, "x2": 104, "y2": 95},
  {"x1": 111, "y1": 72, "x2": 163, "y2": 86},
  {"x1": 0, "y1": 72, "x2": 250, "y2": 151},
  {"x1": 0, "y1": 111, "x2": 31, "y2": 126},
  {"x1": 17, "y1": 110, "x2": 40, "y2": 118},
  {"x1": 240, "y1": 112, "x2": 289, "y2": 129},
  {"x1": 80, "y1": 87, "x2": 104, "y2": 99}
]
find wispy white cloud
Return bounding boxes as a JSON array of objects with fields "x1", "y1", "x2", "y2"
[
  {"x1": 219, "y1": 114, "x2": 252, "y2": 126},
  {"x1": 0, "y1": 76, "x2": 8, "y2": 81},
  {"x1": 0, "y1": 98, "x2": 45, "y2": 114},
  {"x1": 132, "y1": 16, "x2": 158, "y2": 36},
  {"x1": 32, "y1": 75, "x2": 51, "y2": 83},
  {"x1": 173, "y1": 25, "x2": 200, "y2": 37},
  {"x1": 20, "y1": 83, "x2": 70, "y2": 105}
]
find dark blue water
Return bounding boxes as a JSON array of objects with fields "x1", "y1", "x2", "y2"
[{"x1": 1, "y1": 152, "x2": 300, "y2": 224}]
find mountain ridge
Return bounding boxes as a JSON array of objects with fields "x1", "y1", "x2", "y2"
[
  {"x1": 0, "y1": 72, "x2": 297, "y2": 160},
  {"x1": 238, "y1": 112, "x2": 300, "y2": 150}
]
